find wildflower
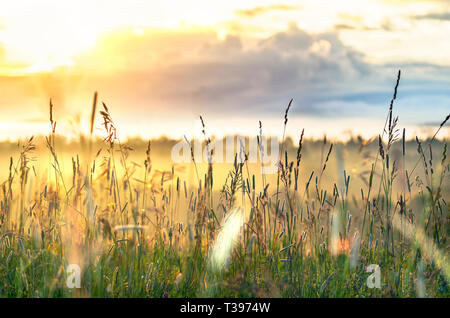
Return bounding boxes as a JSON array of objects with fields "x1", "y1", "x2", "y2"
[{"x1": 107, "y1": 202, "x2": 115, "y2": 212}]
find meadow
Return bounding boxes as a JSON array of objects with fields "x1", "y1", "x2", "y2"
[{"x1": 0, "y1": 73, "x2": 448, "y2": 298}]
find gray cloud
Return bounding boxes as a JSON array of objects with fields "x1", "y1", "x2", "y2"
[
  {"x1": 235, "y1": 5, "x2": 300, "y2": 18},
  {"x1": 3, "y1": 24, "x2": 449, "y2": 128},
  {"x1": 414, "y1": 12, "x2": 450, "y2": 20},
  {"x1": 334, "y1": 17, "x2": 399, "y2": 32},
  {"x1": 94, "y1": 25, "x2": 375, "y2": 117},
  {"x1": 333, "y1": 24, "x2": 356, "y2": 31},
  {"x1": 414, "y1": 12, "x2": 450, "y2": 21}
]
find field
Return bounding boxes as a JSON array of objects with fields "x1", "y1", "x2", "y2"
[{"x1": 0, "y1": 77, "x2": 449, "y2": 298}]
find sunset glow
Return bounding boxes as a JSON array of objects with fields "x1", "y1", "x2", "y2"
[{"x1": 0, "y1": 0, "x2": 449, "y2": 140}]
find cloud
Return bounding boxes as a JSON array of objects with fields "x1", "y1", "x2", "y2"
[
  {"x1": 83, "y1": 25, "x2": 374, "y2": 118},
  {"x1": 334, "y1": 17, "x2": 399, "y2": 32},
  {"x1": 67, "y1": 24, "x2": 449, "y2": 125},
  {"x1": 235, "y1": 4, "x2": 300, "y2": 18},
  {"x1": 2, "y1": 24, "x2": 449, "y2": 132},
  {"x1": 419, "y1": 121, "x2": 448, "y2": 127},
  {"x1": 414, "y1": 12, "x2": 450, "y2": 21},
  {"x1": 333, "y1": 24, "x2": 356, "y2": 31}
]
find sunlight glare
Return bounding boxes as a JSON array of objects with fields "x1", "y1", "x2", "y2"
[{"x1": 210, "y1": 208, "x2": 244, "y2": 270}]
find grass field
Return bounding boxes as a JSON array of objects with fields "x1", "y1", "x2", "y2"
[{"x1": 0, "y1": 73, "x2": 449, "y2": 298}]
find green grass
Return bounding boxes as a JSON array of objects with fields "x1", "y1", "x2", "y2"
[{"x1": 0, "y1": 73, "x2": 449, "y2": 298}]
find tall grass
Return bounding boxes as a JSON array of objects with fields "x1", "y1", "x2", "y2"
[{"x1": 0, "y1": 71, "x2": 448, "y2": 298}]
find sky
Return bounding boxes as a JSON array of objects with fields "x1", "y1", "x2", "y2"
[{"x1": 0, "y1": 0, "x2": 449, "y2": 141}]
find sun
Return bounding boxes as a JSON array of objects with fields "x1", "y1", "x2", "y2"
[
  {"x1": 0, "y1": 22, "x2": 101, "y2": 76},
  {"x1": 0, "y1": 2, "x2": 113, "y2": 76}
]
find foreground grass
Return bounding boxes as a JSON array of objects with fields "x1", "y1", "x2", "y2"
[{"x1": 0, "y1": 237, "x2": 447, "y2": 298}]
